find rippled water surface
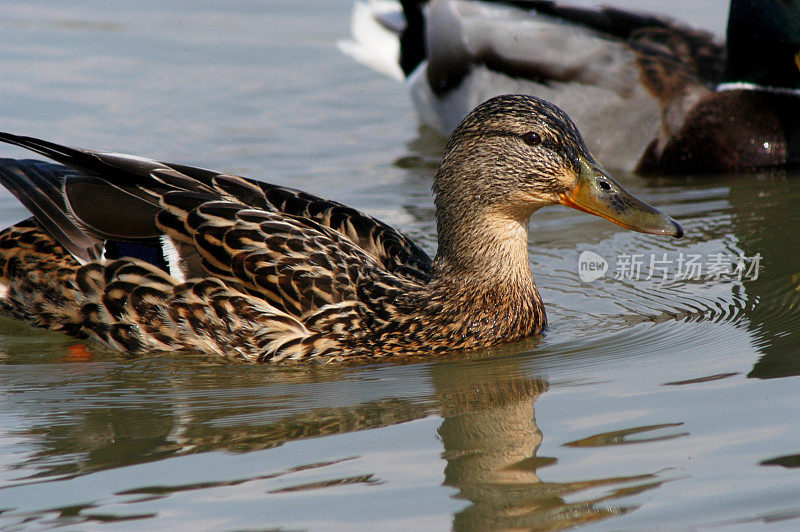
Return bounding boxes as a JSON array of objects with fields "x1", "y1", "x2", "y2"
[{"x1": 1, "y1": 1, "x2": 799, "y2": 529}]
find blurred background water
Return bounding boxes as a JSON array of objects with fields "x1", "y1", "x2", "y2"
[{"x1": 1, "y1": 1, "x2": 799, "y2": 530}]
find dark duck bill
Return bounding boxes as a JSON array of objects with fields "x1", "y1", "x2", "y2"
[{"x1": 560, "y1": 157, "x2": 684, "y2": 238}]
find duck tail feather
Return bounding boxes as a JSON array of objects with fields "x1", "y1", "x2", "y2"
[
  {"x1": 0, "y1": 131, "x2": 172, "y2": 186},
  {"x1": 0, "y1": 159, "x2": 101, "y2": 262}
]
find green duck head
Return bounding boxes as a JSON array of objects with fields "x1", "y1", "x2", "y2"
[{"x1": 724, "y1": 0, "x2": 800, "y2": 89}]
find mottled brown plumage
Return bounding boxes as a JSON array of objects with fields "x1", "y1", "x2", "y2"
[{"x1": 0, "y1": 95, "x2": 681, "y2": 362}]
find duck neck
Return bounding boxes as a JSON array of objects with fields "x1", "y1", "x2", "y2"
[{"x1": 432, "y1": 203, "x2": 537, "y2": 296}]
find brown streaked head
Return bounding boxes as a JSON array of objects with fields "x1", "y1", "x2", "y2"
[{"x1": 434, "y1": 94, "x2": 683, "y2": 238}]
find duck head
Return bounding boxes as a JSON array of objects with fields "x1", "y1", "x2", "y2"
[
  {"x1": 433, "y1": 94, "x2": 683, "y2": 244},
  {"x1": 724, "y1": 0, "x2": 800, "y2": 90}
]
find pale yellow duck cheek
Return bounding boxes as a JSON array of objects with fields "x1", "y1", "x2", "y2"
[
  {"x1": 530, "y1": 152, "x2": 580, "y2": 195},
  {"x1": 501, "y1": 190, "x2": 565, "y2": 217},
  {"x1": 521, "y1": 166, "x2": 580, "y2": 206},
  {"x1": 557, "y1": 162, "x2": 581, "y2": 189}
]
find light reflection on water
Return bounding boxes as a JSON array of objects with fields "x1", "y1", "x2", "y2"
[{"x1": 2, "y1": 0, "x2": 800, "y2": 530}]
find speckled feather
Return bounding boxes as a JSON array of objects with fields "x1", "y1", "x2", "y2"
[{"x1": 0, "y1": 96, "x2": 588, "y2": 361}]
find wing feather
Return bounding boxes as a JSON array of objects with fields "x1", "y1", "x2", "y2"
[
  {"x1": 156, "y1": 196, "x2": 381, "y2": 315},
  {"x1": 0, "y1": 133, "x2": 433, "y2": 295}
]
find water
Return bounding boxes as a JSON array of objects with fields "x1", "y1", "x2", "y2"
[{"x1": 1, "y1": 1, "x2": 799, "y2": 529}]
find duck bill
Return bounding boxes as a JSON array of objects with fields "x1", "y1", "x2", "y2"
[{"x1": 559, "y1": 158, "x2": 683, "y2": 238}]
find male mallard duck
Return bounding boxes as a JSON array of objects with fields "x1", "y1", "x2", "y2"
[
  {"x1": 0, "y1": 95, "x2": 681, "y2": 362},
  {"x1": 340, "y1": 0, "x2": 800, "y2": 173}
]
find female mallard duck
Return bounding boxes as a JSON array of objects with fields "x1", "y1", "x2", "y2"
[
  {"x1": 341, "y1": 0, "x2": 800, "y2": 173},
  {"x1": 0, "y1": 95, "x2": 681, "y2": 362}
]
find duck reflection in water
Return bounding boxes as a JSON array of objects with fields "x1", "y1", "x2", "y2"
[
  {"x1": 429, "y1": 358, "x2": 663, "y2": 529},
  {"x1": 5, "y1": 349, "x2": 669, "y2": 529}
]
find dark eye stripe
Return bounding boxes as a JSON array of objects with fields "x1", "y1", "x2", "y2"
[
  {"x1": 470, "y1": 131, "x2": 548, "y2": 145},
  {"x1": 463, "y1": 130, "x2": 582, "y2": 159}
]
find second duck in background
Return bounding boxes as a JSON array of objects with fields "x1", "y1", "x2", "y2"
[{"x1": 341, "y1": 0, "x2": 800, "y2": 174}]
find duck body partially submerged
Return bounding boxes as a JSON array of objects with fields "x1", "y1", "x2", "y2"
[
  {"x1": 0, "y1": 96, "x2": 681, "y2": 362},
  {"x1": 341, "y1": 0, "x2": 800, "y2": 173}
]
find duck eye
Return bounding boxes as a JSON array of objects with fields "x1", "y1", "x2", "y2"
[{"x1": 522, "y1": 131, "x2": 542, "y2": 147}]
